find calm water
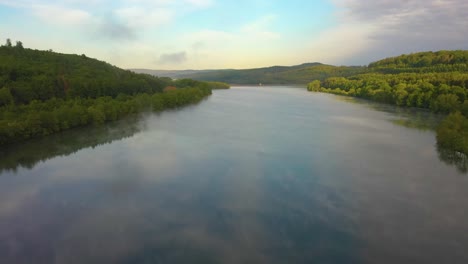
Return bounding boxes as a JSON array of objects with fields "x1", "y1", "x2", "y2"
[{"x1": 0, "y1": 86, "x2": 467, "y2": 264}]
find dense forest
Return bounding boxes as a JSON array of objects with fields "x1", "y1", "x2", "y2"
[
  {"x1": 0, "y1": 40, "x2": 228, "y2": 145},
  {"x1": 368, "y1": 50, "x2": 468, "y2": 73},
  {"x1": 307, "y1": 50, "x2": 468, "y2": 156},
  {"x1": 133, "y1": 63, "x2": 367, "y2": 85}
]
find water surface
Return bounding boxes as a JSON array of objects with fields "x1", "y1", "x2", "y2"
[{"x1": 0, "y1": 86, "x2": 467, "y2": 264}]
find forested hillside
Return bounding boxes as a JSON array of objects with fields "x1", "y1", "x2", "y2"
[
  {"x1": 134, "y1": 63, "x2": 367, "y2": 85},
  {"x1": 130, "y1": 69, "x2": 216, "y2": 79},
  {"x1": 0, "y1": 40, "x2": 228, "y2": 145},
  {"x1": 369, "y1": 50, "x2": 468, "y2": 73},
  {"x1": 307, "y1": 50, "x2": 468, "y2": 155},
  {"x1": 0, "y1": 44, "x2": 170, "y2": 106}
]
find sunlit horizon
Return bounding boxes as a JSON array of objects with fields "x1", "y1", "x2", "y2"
[{"x1": 1, "y1": 0, "x2": 468, "y2": 70}]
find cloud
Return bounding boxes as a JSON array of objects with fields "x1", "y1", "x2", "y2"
[
  {"x1": 177, "y1": 14, "x2": 284, "y2": 69},
  {"x1": 30, "y1": 5, "x2": 92, "y2": 26},
  {"x1": 241, "y1": 14, "x2": 275, "y2": 32},
  {"x1": 8, "y1": 3, "x2": 93, "y2": 27},
  {"x1": 186, "y1": 30, "x2": 235, "y2": 47},
  {"x1": 26, "y1": 4, "x2": 140, "y2": 41},
  {"x1": 5, "y1": 0, "x2": 465, "y2": 68},
  {"x1": 114, "y1": 6, "x2": 174, "y2": 29},
  {"x1": 241, "y1": 14, "x2": 280, "y2": 39},
  {"x1": 158, "y1": 51, "x2": 188, "y2": 64},
  {"x1": 184, "y1": 0, "x2": 213, "y2": 8},
  {"x1": 91, "y1": 5, "x2": 174, "y2": 41},
  {"x1": 0, "y1": 0, "x2": 207, "y2": 42},
  {"x1": 184, "y1": 15, "x2": 280, "y2": 50},
  {"x1": 97, "y1": 19, "x2": 137, "y2": 41},
  {"x1": 0, "y1": 0, "x2": 28, "y2": 8},
  {"x1": 303, "y1": 23, "x2": 376, "y2": 65},
  {"x1": 122, "y1": 0, "x2": 174, "y2": 5},
  {"x1": 329, "y1": 0, "x2": 468, "y2": 64},
  {"x1": 338, "y1": 0, "x2": 468, "y2": 37}
]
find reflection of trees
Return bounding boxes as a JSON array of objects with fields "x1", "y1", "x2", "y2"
[
  {"x1": 435, "y1": 112, "x2": 468, "y2": 174},
  {"x1": 335, "y1": 95, "x2": 444, "y2": 130},
  {"x1": 336, "y1": 95, "x2": 467, "y2": 173},
  {"x1": 437, "y1": 145, "x2": 468, "y2": 174},
  {"x1": 0, "y1": 117, "x2": 142, "y2": 173},
  {"x1": 391, "y1": 118, "x2": 435, "y2": 131}
]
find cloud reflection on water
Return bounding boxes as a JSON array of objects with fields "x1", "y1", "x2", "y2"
[{"x1": 0, "y1": 87, "x2": 466, "y2": 263}]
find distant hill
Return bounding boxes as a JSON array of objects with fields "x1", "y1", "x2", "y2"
[
  {"x1": 131, "y1": 63, "x2": 367, "y2": 85},
  {"x1": 133, "y1": 51, "x2": 468, "y2": 85},
  {"x1": 130, "y1": 69, "x2": 216, "y2": 79}
]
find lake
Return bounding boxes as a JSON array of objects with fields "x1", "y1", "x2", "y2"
[{"x1": 0, "y1": 86, "x2": 467, "y2": 264}]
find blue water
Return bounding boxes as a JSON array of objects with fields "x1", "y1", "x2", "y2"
[{"x1": 0, "y1": 86, "x2": 467, "y2": 264}]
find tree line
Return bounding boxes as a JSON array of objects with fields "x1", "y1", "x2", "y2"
[
  {"x1": 369, "y1": 50, "x2": 468, "y2": 69},
  {"x1": 0, "y1": 87, "x2": 211, "y2": 145}
]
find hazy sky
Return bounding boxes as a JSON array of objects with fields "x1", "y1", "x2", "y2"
[{"x1": 1, "y1": 0, "x2": 468, "y2": 69}]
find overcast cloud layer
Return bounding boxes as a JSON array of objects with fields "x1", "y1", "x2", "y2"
[
  {"x1": 332, "y1": 0, "x2": 468, "y2": 64},
  {"x1": 1, "y1": 0, "x2": 467, "y2": 68}
]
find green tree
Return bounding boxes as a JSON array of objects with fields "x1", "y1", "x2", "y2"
[
  {"x1": 307, "y1": 80, "x2": 321, "y2": 92},
  {"x1": 431, "y1": 94, "x2": 460, "y2": 113},
  {"x1": 0, "y1": 87, "x2": 14, "y2": 106},
  {"x1": 461, "y1": 100, "x2": 468, "y2": 116},
  {"x1": 436, "y1": 112, "x2": 468, "y2": 154},
  {"x1": 15, "y1": 41, "x2": 24, "y2": 49},
  {"x1": 87, "y1": 106, "x2": 105, "y2": 125}
]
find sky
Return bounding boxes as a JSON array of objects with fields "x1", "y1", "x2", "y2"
[{"x1": 1, "y1": 0, "x2": 468, "y2": 69}]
